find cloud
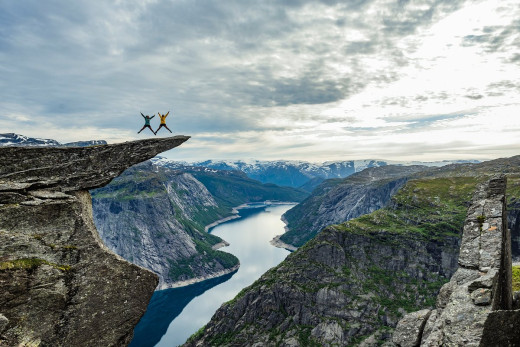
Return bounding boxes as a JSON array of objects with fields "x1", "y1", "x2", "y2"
[{"x1": 0, "y1": 0, "x2": 519, "y2": 161}]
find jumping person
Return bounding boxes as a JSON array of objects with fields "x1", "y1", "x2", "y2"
[
  {"x1": 155, "y1": 111, "x2": 172, "y2": 134},
  {"x1": 138, "y1": 112, "x2": 155, "y2": 134}
]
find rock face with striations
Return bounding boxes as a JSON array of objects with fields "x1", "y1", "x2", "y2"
[
  {"x1": 0, "y1": 136, "x2": 189, "y2": 346},
  {"x1": 91, "y1": 162, "x2": 240, "y2": 290},
  {"x1": 393, "y1": 175, "x2": 513, "y2": 346}
]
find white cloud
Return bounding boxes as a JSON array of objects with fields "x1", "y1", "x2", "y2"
[{"x1": 0, "y1": 0, "x2": 519, "y2": 162}]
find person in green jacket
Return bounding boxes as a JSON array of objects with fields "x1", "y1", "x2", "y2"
[
  {"x1": 138, "y1": 112, "x2": 155, "y2": 134},
  {"x1": 155, "y1": 111, "x2": 172, "y2": 134}
]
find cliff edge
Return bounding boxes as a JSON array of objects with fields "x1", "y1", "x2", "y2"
[
  {"x1": 393, "y1": 175, "x2": 514, "y2": 346},
  {"x1": 0, "y1": 136, "x2": 189, "y2": 346}
]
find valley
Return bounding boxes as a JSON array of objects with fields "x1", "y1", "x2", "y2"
[{"x1": 3, "y1": 134, "x2": 520, "y2": 346}]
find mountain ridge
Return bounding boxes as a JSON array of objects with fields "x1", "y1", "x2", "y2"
[{"x1": 185, "y1": 154, "x2": 520, "y2": 346}]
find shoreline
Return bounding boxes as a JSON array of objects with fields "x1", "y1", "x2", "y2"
[
  {"x1": 156, "y1": 264, "x2": 240, "y2": 290},
  {"x1": 270, "y1": 215, "x2": 298, "y2": 252},
  {"x1": 157, "y1": 201, "x2": 299, "y2": 291},
  {"x1": 203, "y1": 201, "x2": 298, "y2": 233},
  {"x1": 204, "y1": 214, "x2": 241, "y2": 232},
  {"x1": 211, "y1": 240, "x2": 230, "y2": 250}
]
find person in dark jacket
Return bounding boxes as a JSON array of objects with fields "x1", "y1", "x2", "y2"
[
  {"x1": 138, "y1": 112, "x2": 155, "y2": 134},
  {"x1": 155, "y1": 111, "x2": 172, "y2": 134}
]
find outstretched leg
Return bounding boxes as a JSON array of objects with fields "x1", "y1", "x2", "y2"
[
  {"x1": 155, "y1": 124, "x2": 162, "y2": 134},
  {"x1": 137, "y1": 125, "x2": 147, "y2": 134},
  {"x1": 164, "y1": 124, "x2": 173, "y2": 133},
  {"x1": 145, "y1": 125, "x2": 155, "y2": 134}
]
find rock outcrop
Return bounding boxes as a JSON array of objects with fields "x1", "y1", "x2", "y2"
[
  {"x1": 0, "y1": 136, "x2": 189, "y2": 346},
  {"x1": 393, "y1": 175, "x2": 513, "y2": 346}
]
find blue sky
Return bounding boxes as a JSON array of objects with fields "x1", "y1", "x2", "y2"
[{"x1": 1, "y1": 0, "x2": 519, "y2": 162}]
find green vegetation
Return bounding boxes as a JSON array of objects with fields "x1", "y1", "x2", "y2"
[
  {"x1": 185, "y1": 326, "x2": 206, "y2": 344},
  {"x1": 91, "y1": 165, "x2": 168, "y2": 202},
  {"x1": 332, "y1": 177, "x2": 480, "y2": 240},
  {"x1": 512, "y1": 265, "x2": 520, "y2": 292},
  {"x1": 506, "y1": 175, "x2": 520, "y2": 205},
  {"x1": 297, "y1": 326, "x2": 322, "y2": 346},
  {"x1": 167, "y1": 240, "x2": 239, "y2": 282},
  {"x1": 190, "y1": 170, "x2": 309, "y2": 208},
  {"x1": 0, "y1": 258, "x2": 71, "y2": 272}
]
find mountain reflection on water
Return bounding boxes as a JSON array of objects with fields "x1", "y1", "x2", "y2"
[
  {"x1": 130, "y1": 204, "x2": 295, "y2": 347},
  {"x1": 129, "y1": 272, "x2": 236, "y2": 347}
]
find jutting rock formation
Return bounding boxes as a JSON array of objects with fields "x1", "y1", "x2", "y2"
[{"x1": 0, "y1": 136, "x2": 189, "y2": 346}]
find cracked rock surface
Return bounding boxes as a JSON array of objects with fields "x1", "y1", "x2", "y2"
[{"x1": 0, "y1": 136, "x2": 189, "y2": 346}]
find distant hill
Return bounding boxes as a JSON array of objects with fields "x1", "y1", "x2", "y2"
[
  {"x1": 280, "y1": 165, "x2": 431, "y2": 247},
  {"x1": 154, "y1": 158, "x2": 480, "y2": 192},
  {"x1": 0, "y1": 133, "x2": 106, "y2": 147},
  {"x1": 188, "y1": 159, "x2": 388, "y2": 189}
]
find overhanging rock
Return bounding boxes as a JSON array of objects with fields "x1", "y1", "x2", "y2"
[{"x1": 0, "y1": 136, "x2": 189, "y2": 346}]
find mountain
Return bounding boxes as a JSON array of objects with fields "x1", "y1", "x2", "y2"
[
  {"x1": 91, "y1": 162, "x2": 240, "y2": 290},
  {"x1": 185, "y1": 175, "x2": 481, "y2": 346},
  {"x1": 186, "y1": 155, "x2": 520, "y2": 346},
  {"x1": 0, "y1": 133, "x2": 106, "y2": 147},
  {"x1": 186, "y1": 159, "x2": 388, "y2": 189},
  {"x1": 3, "y1": 134, "x2": 308, "y2": 289},
  {"x1": 155, "y1": 158, "x2": 480, "y2": 193},
  {"x1": 279, "y1": 165, "x2": 431, "y2": 248},
  {"x1": 0, "y1": 137, "x2": 188, "y2": 346},
  {"x1": 91, "y1": 161, "x2": 309, "y2": 289}
]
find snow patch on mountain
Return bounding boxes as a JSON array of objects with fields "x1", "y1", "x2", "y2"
[{"x1": 0, "y1": 133, "x2": 106, "y2": 147}]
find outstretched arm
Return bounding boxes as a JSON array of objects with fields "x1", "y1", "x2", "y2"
[
  {"x1": 140, "y1": 112, "x2": 145, "y2": 119},
  {"x1": 150, "y1": 115, "x2": 155, "y2": 119},
  {"x1": 165, "y1": 111, "x2": 170, "y2": 117}
]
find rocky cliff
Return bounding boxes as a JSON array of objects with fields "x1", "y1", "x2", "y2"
[
  {"x1": 185, "y1": 175, "x2": 480, "y2": 346},
  {"x1": 91, "y1": 161, "x2": 307, "y2": 289},
  {"x1": 393, "y1": 176, "x2": 513, "y2": 346},
  {"x1": 280, "y1": 165, "x2": 429, "y2": 248},
  {"x1": 0, "y1": 136, "x2": 188, "y2": 346},
  {"x1": 91, "y1": 162, "x2": 240, "y2": 290}
]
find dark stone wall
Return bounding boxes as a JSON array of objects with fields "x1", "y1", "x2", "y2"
[{"x1": 481, "y1": 310, "x2": 520, "y2": 346}]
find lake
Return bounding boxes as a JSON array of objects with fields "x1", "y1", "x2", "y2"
[{"x1": 130, "y1": 203, "x2": 295, "y2": 347}]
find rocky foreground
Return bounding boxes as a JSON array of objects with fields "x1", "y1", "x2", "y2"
[{"x1": 0, "y1": 137, "x2": 188, "y2": 346}]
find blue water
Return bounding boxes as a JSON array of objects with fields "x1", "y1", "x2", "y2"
[{"x1": 130, "y1": 204, "x2": 295, "y2": 347}]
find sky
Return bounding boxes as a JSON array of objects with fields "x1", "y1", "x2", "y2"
[{"x1": 1, "y1": 0, "x2": 519, "y2": 162}]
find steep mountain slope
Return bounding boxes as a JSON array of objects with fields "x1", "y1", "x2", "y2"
[
  {"x1": 91, "y1": 162, "x2": 308, "y2": 289},
  {"x1": 280, "y1": 165, "x2": 429, "y2": 248},
  {"x1": 186, "y1": 155, "x2": 520, "y2": 346},
  {"x1": 92, "y1": 162, "x2": 239, "y2": 289},
  {"x1": 185, "y1": 176, "x2": 480, "y2": 346},
  {"x1": 186, "y1": 167, "x2": 309, "y2": 207}
]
